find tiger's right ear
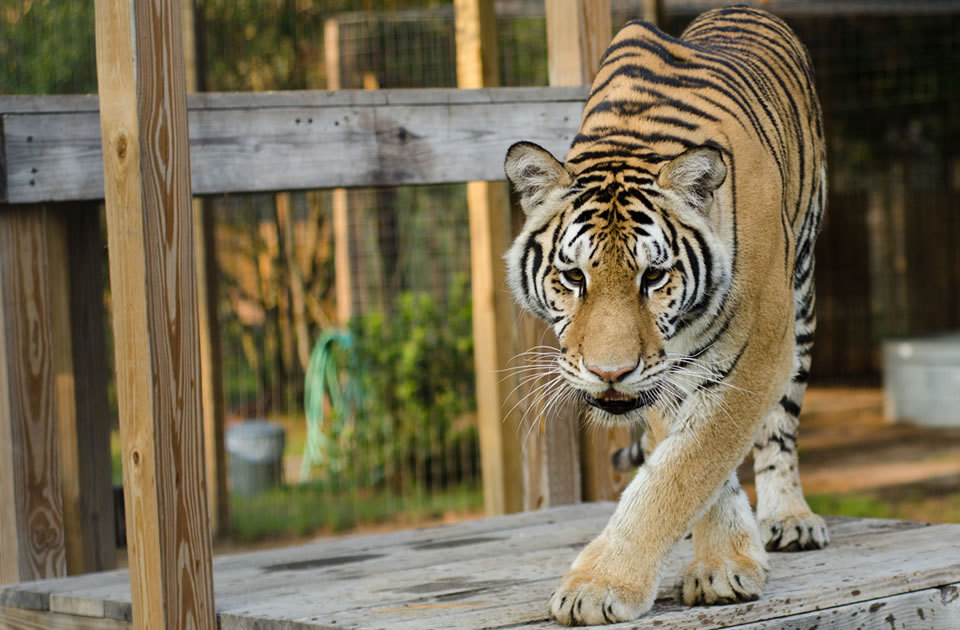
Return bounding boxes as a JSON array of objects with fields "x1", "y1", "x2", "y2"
[{"x1": 504, "y1": 142, "x2": 571, "y2": 216}]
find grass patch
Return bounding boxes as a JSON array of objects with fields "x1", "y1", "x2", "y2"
[
  {"x1": 230, "y1": 483, "x2": 483, "y2": 542},
  {"x1": 808, "y1": 489, "x2": 960, "y2": 524},
  {"x1": 807, "y1": 493, "x2": 896, "y2": 520}
]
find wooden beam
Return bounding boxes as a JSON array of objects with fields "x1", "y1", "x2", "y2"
[
  {"x1": 0, "y1": 87, "x2": 588, "y2": 203},
  {"x1": 325, "y1": 18, "x2": 353, "y2": 325},
  {"x1": 544, "y1": 0, "x2": 630, "y2": 503},
  {"x1": 642, "y1": 0, "x2": 663, "y2": 26},
  {"x1": 182, "y1": 0, "x2": 229, "y2": 538},
  {"x1": 48, "y1": 205, "x2": 117, "y2": 575},
  {"x1": 0, "y1": 208, "x2": 67, "y2": 584},
  {"x1": 545, "y1": 0, "x2": 612, "y2": 86},
  {"x1": 193, "y1": 200, "x2": 228, "y2": 537},
  {"x1": 93, "y1": 0, "x2": 215, "y2": 628},
  {"x1": 455, "y1": 0, "x2": 524, "y2": 515}
]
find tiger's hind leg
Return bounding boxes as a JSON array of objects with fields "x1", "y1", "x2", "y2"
[
  {"x1": 752, "y1": 377, "x2": 828, "y2": 551},
  {"x1": 752, "y1": 250, "x2": 829, "y2": 551}
]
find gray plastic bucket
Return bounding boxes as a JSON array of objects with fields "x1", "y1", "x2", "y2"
[{"x1": 227, "y1": 420, "x2": 286, "y2": 497}]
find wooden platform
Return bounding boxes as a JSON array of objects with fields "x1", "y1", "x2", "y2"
[{"x1": 1, "y1": 503, "x2": 958, "y2": 629}]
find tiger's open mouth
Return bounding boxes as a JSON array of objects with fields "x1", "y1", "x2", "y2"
[{"x1": 583, "y1": 387, "x2": 659, "y2": 415}]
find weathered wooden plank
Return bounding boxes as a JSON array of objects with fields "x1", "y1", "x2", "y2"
[
  {"x1": 227, "y1": 518, "x2": 943, "y2": 625},
  {"x1": 212, "y1": 519, "x2": 960, "y2": 629},
  {"x1": 0, "y1": 208, "x2": 67, "y2": 584},
  {"x1": 276, "y1": 522, "x2": 960, "y2": 630},
  {"x1": 0, "y1": 87, "x2": 588, "y2": 203},
  {"x1": 733, "y1": 584, "x2": 960, "y2": 629},
  {"x1": 0, "y1": 87, "x2": 591, "y2": 112},
  {"x1": 3, "y1": 504, "x2": 608, "y2": 620},
  {"x1": 93, "y1": 0, "x2": 215, "y2": 628},
  {"x1": 3, "y1": 512, "x2": 957, "y2": 629},
  {"x1": 0, "y1": 605, "x2": 130, "y2": 630},
  {"x1": 48, "y1": 205, "x2": 117, "y2": 575},
  {"x1": 188, "y1": 518, "x2": 954, "y2": 625}
]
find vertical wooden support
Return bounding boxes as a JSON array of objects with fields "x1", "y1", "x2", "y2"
[
  {"x1": 545, "y1": 0, "x2": 632, "y2": 502},
  {"x1": 49, "y1": 205, "x2": 117, "y2": 575},
  {"x1": 455, "y1": 0, "x2": 524, "y2": 515},
  {"x1": 545, "y1": 0, "x2": 612, "y2": 86},
  {"x1": 183, "y1": 0, "x2": 229, "y2": 538},
  {"x1": 326, "y1": 18, "x2": 354, "y2": 325},
  {"x1": 192, "y1": 202, "x2": 229, "y2": 537},
  {"x1": 332, "y1": 188, "x2": 353, "y2": 324},
  {"x1": 642, "y1": 0, "x2": 663, "y2": 26},
  {"x1": 0, "y1": 207, "x2": 67, "y2": 584},
  {"x1": 94, "y1": 0, "x2": 215, "y2": 628}
]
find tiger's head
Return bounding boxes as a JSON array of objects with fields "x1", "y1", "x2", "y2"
[{"x1": 504, "y1": 141, "x2": 732, "y2": 420}]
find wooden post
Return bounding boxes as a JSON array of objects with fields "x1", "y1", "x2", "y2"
[
  {"x1": 642, "y1": 0, "x2": 663, "y2": 26},
  {"x1": 94, "y1": 0, "x2": 215, "y2": 628},
  {"x1": 545, "y1": 0, "x2": 612, "y2": 87},
  {"x1": 183, "y1": 0, "x2": 229, "y2": 538},
  {"x1": 49, "y1": 205, "x2": 117, "y2": 575},
  {"x1": 326, "y1": 18, "x2": 354, "y2": 325},
  {"x1": 0, "y1": 207, "x2": 67, "y2": 584},
  {"x1": 455, "y1": 0, "x2": 525, "y2": 515},
  {"x1": 545, "y1": 0, "x2": 632, "y2": 502}
]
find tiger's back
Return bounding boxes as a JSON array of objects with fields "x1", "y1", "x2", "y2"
[{"x1": 574, "y1": 7, "x2": 824, "y2": 241}]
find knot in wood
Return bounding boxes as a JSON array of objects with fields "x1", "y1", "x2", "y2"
[{"x1": 116, "y1": 134, "x2": 128, "y2": 162}]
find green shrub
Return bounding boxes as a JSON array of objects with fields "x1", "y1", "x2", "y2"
[{"x1": 304, "y1": 274, "x2": 479, "y2": 493}]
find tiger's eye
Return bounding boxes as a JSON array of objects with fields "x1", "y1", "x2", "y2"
[
  {"x1": 644, "y1": 268, "x2": 667, "y2": 286},
  {"x1": 561, "y1": 268, "x2": 585, "y2": 286}
]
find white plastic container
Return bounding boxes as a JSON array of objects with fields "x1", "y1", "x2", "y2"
[{"x1": 883, "y1": 333, "x2": 960, "y2": 427}]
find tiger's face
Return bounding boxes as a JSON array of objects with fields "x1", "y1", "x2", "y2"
[{"x1": 505, "y1": 142, "x2": 731, "y2": 419}]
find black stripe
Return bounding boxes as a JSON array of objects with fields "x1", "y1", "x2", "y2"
[{"x1": 780, "y1": 396, "x2": 801, "y2": 417}]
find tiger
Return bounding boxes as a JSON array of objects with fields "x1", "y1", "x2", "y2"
[{"x1": 503, "y1": 6, "x2": 828, "y2": 625}]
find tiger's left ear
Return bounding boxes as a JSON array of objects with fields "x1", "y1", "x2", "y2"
[
  {"x1": 658, "y1": 147, "x2": 727, "y2": 213},
  {"x1": 504, "y1": 142, "x2": 572, "y2": 216}
]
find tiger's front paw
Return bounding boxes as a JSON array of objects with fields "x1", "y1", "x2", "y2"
[
  {"x1": 548, "y1": 537, "x2": 658, "y2": 625},
  {"x1": 548, "y1": 569, "x2": 656, "y2": 626},
  {"x1": 679, "y1": 551, "x2": 768, "y2": 605},
  {"x1": 760, "y1": 511, "x2": 829, "y2": 551}
]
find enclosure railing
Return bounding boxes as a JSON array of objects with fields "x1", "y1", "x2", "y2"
[{"x1": 0, "y1": 85, "x2": 604, "y2": 581}]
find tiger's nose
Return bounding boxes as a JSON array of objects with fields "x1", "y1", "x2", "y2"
[{"x1": 586, "y1": 360, "x2": 639, "y2": 383}]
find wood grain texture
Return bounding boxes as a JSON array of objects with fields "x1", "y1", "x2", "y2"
[
  {"x1": 0, "y1": 208, "x2": 67, "y2": 584},
  {"x1": 0, "y1": 87, "x2": 588, "y2": 203},
  {"x1": 0, "y1": 605, "x2": 131, "y2": 630},
  {"x1": 94, "y1": 0, "x2": 215, "y2": 628},
  {"x1": 1, "y1": 513, "x2": 959, "y2": 629},
  {"x1": 545, "y1": 0, "x2": 612, "y2": 87},
  {"x1": 46, "y1": 206, "x2": 117, "y2": 575},
  {"x1": 193, "y1": 199, "x2": 229, "y2": 538}
]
